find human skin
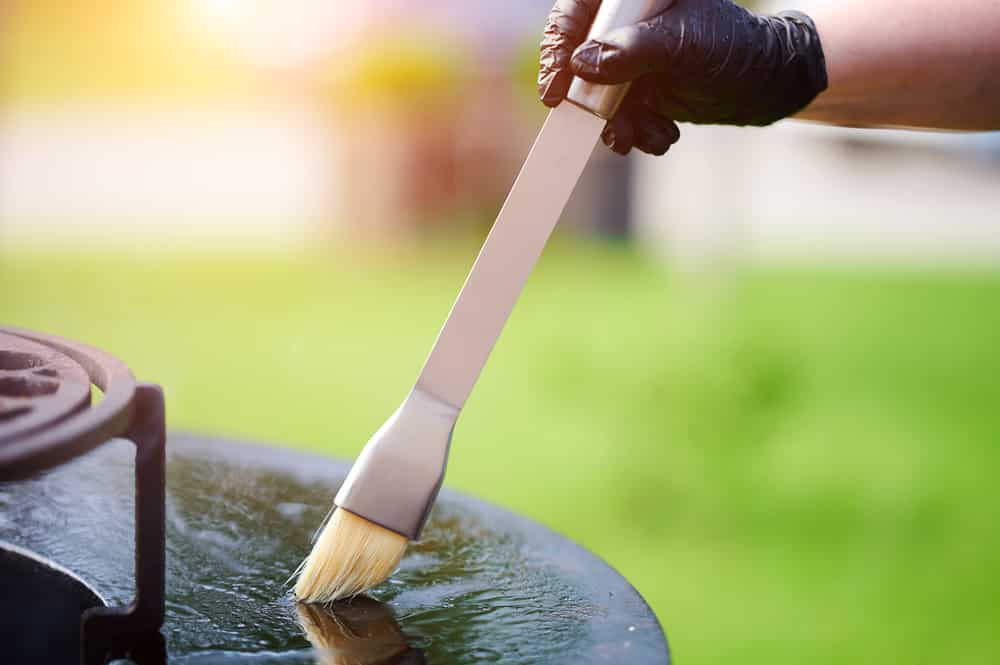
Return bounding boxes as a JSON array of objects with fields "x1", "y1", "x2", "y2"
[{"x1": 798, "y1": 0, "x2": 1000, "y2": 130}]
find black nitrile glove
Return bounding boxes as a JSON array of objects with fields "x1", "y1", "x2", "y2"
[{"x1": 538, "y1": 0, "x2": 827, "y2": 155}]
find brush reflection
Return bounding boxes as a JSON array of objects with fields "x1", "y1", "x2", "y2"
[{"x1": 297, "y1": 597, "x2": 426, "y2": 665}]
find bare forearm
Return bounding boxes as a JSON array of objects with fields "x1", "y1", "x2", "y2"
[{"x1": 797, "y1": 0, "x2": 1000, "y2": 130}]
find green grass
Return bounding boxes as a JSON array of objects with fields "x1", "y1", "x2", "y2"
[{"x1": 4, "y1": 240, "x2": 1000, "y2": 663}]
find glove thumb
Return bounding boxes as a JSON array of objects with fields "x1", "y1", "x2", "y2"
[{"x1": 569, "y1": 21, "x2": 665, "y2": 85}]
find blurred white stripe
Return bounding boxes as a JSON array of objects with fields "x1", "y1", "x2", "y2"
[
  {"x1": 633, "y1": 122, "x2": 1000, "y2": 267},
  {"x1": 0, "y1": 103, "x2": 338, "y2": 248}
]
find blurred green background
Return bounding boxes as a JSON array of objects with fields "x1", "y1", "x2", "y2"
[{"x1": 4, "y1": 1, "x2": 1000, "y2": 664}]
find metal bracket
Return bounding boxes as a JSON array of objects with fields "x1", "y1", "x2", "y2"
[{"x1": 82, "y1": 383, "x2": 166, "y2": 665}]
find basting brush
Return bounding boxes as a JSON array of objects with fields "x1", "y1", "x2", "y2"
[{"x1": 294, "y1": 0, "x2": 674, "y2": 604}]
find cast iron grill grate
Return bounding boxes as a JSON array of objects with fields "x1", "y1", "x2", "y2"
[
  {"x1": 0, "y1": 326, "x2": 166, "y2": 665},
  {"x1": 0, "y1": 332, "x2": 91, "y2": 441}
]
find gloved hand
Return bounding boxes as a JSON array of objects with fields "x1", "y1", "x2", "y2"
[{"x1": 538, "y1": 0, "x2": 828, "y2": 155}]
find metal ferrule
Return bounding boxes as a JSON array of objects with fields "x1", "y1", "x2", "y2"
[
  {"x1": 565, "y1": 0, "x2": 675, "y2": 119},
  {"x1": 334, "y1": 388, "x2": 459, "y2": 540}
]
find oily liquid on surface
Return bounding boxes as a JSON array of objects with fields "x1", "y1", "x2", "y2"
[{"x1": 0, "y1": 439, "x2": 655, "y2": 664}]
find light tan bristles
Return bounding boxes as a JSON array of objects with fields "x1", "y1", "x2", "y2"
[{"x1": 294, "y1": 508, "x2": 408, "y2": 603}]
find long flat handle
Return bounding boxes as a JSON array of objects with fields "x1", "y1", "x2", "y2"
[
  {"x1": 415, "y1": 103, "x2": 605, "y2": 409},
  {"x1": 416, "y1": 0, "x2": 674, "y2": 409}
]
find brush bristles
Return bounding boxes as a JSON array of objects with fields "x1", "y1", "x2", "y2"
[{"x1": 294, "y1": 508, "x2": 408, "y2": 603}]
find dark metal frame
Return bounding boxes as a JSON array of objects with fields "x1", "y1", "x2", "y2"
[{"x1": 0, "y1": 326, "x2": 165, "y2": 665}]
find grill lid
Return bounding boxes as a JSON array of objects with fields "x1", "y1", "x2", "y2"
[{"x1": 1, "y1": 433, "x2": 670, "y2": 664}]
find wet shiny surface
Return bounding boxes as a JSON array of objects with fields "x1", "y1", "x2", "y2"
[{"x1": 0, "y1": 434, "x2": 668, "y2": 664}]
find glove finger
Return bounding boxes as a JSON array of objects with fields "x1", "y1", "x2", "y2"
[
  {"x1": 601, "y1": 112, "x2": 635, "y2": 156},
  {"x1": 631, "y1": 105, "x2": 680, "y2": 156},
  {"x1": 628, "y1": 73, "x2": 700, "y2": 124},
  {"x1": 539, "y1": 69, "x2": 575, "y2": 108},
  {"x1": 570, "y1": 19, "x2": 671, "y2": 85},
  {"x1": 625, "y1": 79, "x2": 680, "y2": 155},
  {"x1": 539, "y1": 0, "x2": 603, "y2": 107}
]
